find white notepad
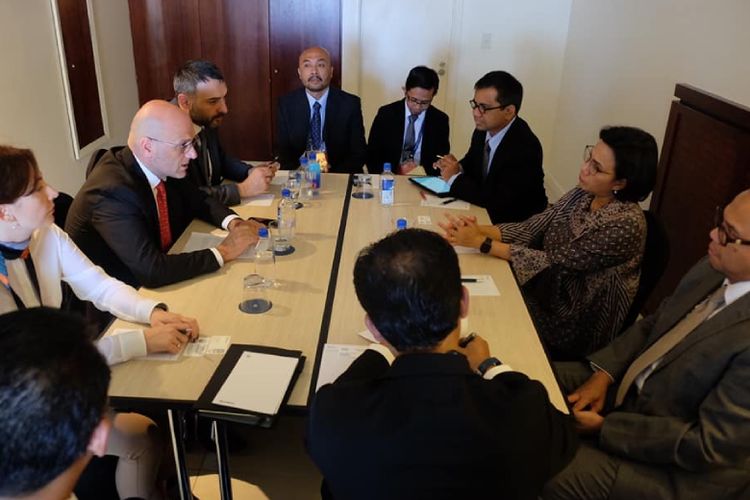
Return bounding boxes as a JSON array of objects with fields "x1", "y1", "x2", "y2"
[
  {"x1": 462, "y1": 274, "x2": 500, "y2": 296},
  {"x1": 241, "y1": 193, "x2": 275, "y2": 206},
  {"x1": 316, "y1": 344, "x2": 368, "y2": 391},
  {"x1": 212, "y1": 351, "x2": 298, "y2": 415}
]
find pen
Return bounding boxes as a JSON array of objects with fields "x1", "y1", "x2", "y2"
[
  {"x1": 458, "y1": 332, "x2": 477, "y2": 348},
  {"x1": 419, "y1": 190, "x2": 427, "y2": 201},
  {"x1": 461, "y1": 278, "x2": 478, "y2": 283},
  {"x1": 436, "y1": 155, "x2": 444, "y2": 160},
  {"x1": 442, "y1": 198, "x2": 458, "y2": 205}
]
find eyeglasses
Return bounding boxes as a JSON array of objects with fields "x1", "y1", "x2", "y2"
[
  {"x1": 469, "y1": 99, "x2": 505, "y2": 114},
  {"x1": 582, "y1": 145, "x2": 615, "y2": 176},
  {"x1": 714, "y1": 206, "x2": 750, "y2": 246},
  {"x1": 147, "y1": 136, "x2": 198, "y2": 154},
  {"x1": 406, "y1": 95, "x2": 432, "y2": 107}
]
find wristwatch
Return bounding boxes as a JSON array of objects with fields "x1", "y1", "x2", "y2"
[
  {"x1": 479, "y1": 237, "x2": 493, "y2": 254},
  {"x1": 477, "y1": 356, "x2": 502, "y2": 376}
]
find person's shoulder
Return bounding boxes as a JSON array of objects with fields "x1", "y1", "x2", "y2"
[
  {"x1": 278, "y1": 88, "x2": 305, "y2": 106},
  {"x1": 331, "y1": 86, "x2": 362, "y2": 104},
  {"x1": 427, "y1": 104, "x2": 449, "y2": 121}
]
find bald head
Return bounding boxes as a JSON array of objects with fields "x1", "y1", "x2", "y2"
[
  {"x1": 708, "y1": 188, "x2": 750, "y2": 282},
  {"x1": 127, "y1": 100, "x2": 197, "y2": 179},
  {"x1": 298, "y1": 46, "x2": 333, "y2": 98}
]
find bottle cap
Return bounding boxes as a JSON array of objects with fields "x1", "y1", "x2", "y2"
[
  {"x1": 300, "y1": 157, "x2": 309, "y2": 166},
  {"x1": 396, "y1": 218, "x2": 407, "y2": 230},
  {"x1": 258, "y1": 227, "x2": 269, "y2": 238},
  {"x1": 281, "y1": 188, "x2": 291, "y2": 198}
]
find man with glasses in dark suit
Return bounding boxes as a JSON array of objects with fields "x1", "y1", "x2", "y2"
[
  {"x1": 435, "y1": 70, "x2": 547, "y2": 223},
  {"x1": 543, "y1": 190, "x2": 750, "y2": 500}
]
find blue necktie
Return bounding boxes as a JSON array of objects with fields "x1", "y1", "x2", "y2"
[{"x1": 310, "y1": 101, "x2": 322, "y2": 150}]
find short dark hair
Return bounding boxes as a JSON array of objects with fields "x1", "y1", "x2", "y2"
[
  {"x1": 173, "y1": 60, "x2": 225, "y2": 95},
  {"x1": 599, "y1": 126, "x2": 658, "y2": 202},
  {"x1": 0, "y1": 145, "x2": 39, "y2": 204},
  {"x1": 405, "y1": 66, "x2": 439, "y2": 94},
  {"x1": 0, "y1": 308, "x2": 110, "y2": 497},
  {"x1": 353, "y1": 229, "x2": 462, "y2": 351},
  {"x1": 474, "y1": 70, "x2": 523, "y2": 113}
]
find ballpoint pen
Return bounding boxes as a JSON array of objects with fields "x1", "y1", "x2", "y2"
[
  {"x1": 460, "y1": 278, "x2": 478, "y2": 283},
  {"x1": 458, "y1": 332, "x2": 477, "y2": 348},
  {"x1": 442, "y1": 198, "x2": 458, "y2": 205}
]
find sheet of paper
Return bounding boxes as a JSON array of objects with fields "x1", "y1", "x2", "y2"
[
  {"x1": 316, "y1": 344, "x2": 368, "y2": 391},
  {"x1": 184, "y1": 336, "x2": 231, "y2": 357},
  {"x1": 454, "y1": 245, "x2": 480, "y2": 254},
  {"x1": 357, "y1": 329, "x2": 378, "y2": 343},
  {"x1": 417, "y1": 215, "x2": 432, "y2": 225},
  {"x1": 420, "y1": 194, "x2": 470, "y2": 210},
  {"x1": 182, "y1": 232, "x2": 254, "y2": 260},
  {"x1": 462, "y1": 274, "x2": 500, "y2": 296},
  {"x1": 241, "y1": 193, "x2": 275, "y2": 206},
  {"x1": 212, "y1": 351, "x2": 298, "y2": 415},
  {"x1": 270, "y1": 169, "x2": 290, "y2": 185},
  {"x1": 404, "y1": 165, "x2": 427, "y2": 176}
]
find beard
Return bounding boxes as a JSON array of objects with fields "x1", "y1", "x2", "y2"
[{"x1": 191, "y1": 110, "x2": 225, "y2": 129}]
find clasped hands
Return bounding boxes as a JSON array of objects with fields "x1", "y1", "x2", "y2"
[
  {"x1": 438, "y1": 213, "x2": 486, "y2": 248},
  {"x1": 567, "y1": 370, "x2": 613, "y2": 434}
]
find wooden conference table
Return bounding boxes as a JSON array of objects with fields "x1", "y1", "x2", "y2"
[{"x1": 105, "y1": 173, "x2": 567, "y2": 498}]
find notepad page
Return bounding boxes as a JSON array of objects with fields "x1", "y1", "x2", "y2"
[
  {"x1": 212, "y1": 351, "x2": 298, "y2": 415},
  {"x1": 316, "y1": 344, "x2": 368, "y2": 391}
]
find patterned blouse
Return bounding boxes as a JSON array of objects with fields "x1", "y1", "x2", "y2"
[{"x1": 500, "y1": 187, "x2": 646, "y2": 359}]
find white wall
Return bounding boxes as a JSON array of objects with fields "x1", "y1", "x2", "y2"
[
  {"x1": 343, "y1": 0, "x2": 572, "y2": 179},
  {"x1": 0, "y1": 0, "x2": 138, "y2": 196},
  {"x1": 547, "y1": 0, "x2": 750, "y2": 200}
]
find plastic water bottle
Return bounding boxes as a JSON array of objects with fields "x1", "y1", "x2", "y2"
[
  {"x1": 396, "y1": 218, "x2": 407, "y2": 230},
  {"x1": 380, "y1": 162, "x2": 394, "y2": 206},
  {"x1": 275, "y1": 188, "x2": 296, "y2": 253},
  {"x1": 254, "y1": 227, "x2": 276, "y2": 287},
  {"x1": 307, "y1": 152, "x2": 321, "y2": 196},
  {"x1": 297, "y1": 156, "x2": 310, "y2": 201}
]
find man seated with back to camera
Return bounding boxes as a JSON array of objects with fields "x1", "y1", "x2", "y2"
[{"x1": 307, "y1": 228, "x2": 577, "y2": 500}]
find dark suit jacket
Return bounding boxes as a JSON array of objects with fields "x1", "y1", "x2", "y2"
[
  {"x1": 65, "y1": 146, "x2": 235, "y2": 288},
  {"x1": 307, "y1": 350, "x2": 577, "y2": 500},
  {"x1": 366, "y1": 99, "x2": 450, "y2": 175},
  {"x1": 451, "y1": 117, "x2": 547, "y2": 223},
  {"x1": 275, "y1": 87, "x2": 367, "y2": 173},
  {"x1": 187, "y1": 126, "x2": 250, "y2": 206},
  {"x1": 585, "y1": 257, "x2": 750, "y2": 498}
]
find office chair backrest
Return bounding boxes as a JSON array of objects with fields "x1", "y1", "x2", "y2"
[{"x1": 620, "y1": 209, "x2": 670, "y2": 332}]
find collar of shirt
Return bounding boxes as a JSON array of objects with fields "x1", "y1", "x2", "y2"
[
  {"x1": 305, "y1": 88, "x2": 329, "y2": 125},
  {"x1": 484, "y1": 116, "x2": 516, "y2": 167},
  {"x1": 721, "y1": 278, "x2": 750, "y2": 310},
  {"x1": 133, "y1": 152, "x2": 163, "y2": 189}
]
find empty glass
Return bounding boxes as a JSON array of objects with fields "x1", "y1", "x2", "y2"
[
  {"x1": 239, "y1": 273, "x2": 272, "y2": 314},
  {"x1": 352, "y1": 173, "x2": 374, "y2": 199}
]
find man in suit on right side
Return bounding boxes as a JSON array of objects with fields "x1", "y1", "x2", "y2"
[
  {"x1": 543, "y1": 189, "x2": 750, "y2": 500},
  {"x1": 366, "y1": 65, "x2": 450, "y2": 175},
  {"x1": 436, "y1": 70, "x2": 547, "y2": 223}
]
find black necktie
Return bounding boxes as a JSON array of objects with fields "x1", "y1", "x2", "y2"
[{"x1": 482, "y1": 140, "x2": 491, "y2": 179}]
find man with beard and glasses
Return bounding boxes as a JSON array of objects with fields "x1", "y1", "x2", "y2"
[
  {"x1": 174, "y1": 60, "x2": 277, "y2": 206},
  {"x1": 275, "y1": 46, "x2": 367, "y2": 173}
]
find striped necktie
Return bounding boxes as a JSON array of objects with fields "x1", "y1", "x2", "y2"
[{"x1": 310, "y1": 101, "x2": 322, "y2": 150}]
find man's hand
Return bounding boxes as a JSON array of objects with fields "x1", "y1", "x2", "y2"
[
  {"x1": 573, "y1": 410, "x2": 605, "y2": 434},
  {"x1": 434, "y1": 154, "x2": 461, "y2": 181},
  {"x1": 439, "y1": 213, "x2": 486, "y2": 249},
  {"x1": 149, "y1": 309, "x2": 200, "y2": 341},
  {"x1": 143, "y1": 324, "x2": 194, "y2": 354},
  {"x1": 567, "y1": 370, "x2": 613, "y2": 413},
  {"x1": 456, "y1": 334, "x2": 491, "y2": 372},
  {"x1": 217, "y1": 222, "x2": 257, "y2": 262},
  {"x1": 399, "y1": 160, "x2": 418, "y2": 175},
  {"x1": 237, "y1": 165, "x2": 274, "y2": 198}
]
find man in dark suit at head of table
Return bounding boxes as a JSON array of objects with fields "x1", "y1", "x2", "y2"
[
  {"x1": 435, "y1": 70, "x2": 547, "y2": 223},
  {"x1": 366, "y1": 65, "x2": 450, "y2": 176},
  {"x1": 307, "y1": 228, "x2": 577, "y2": 500},
  {"x1": 275, "y1": 46, "x2": 367, "y2": 173},
  {"x1": 173, "y1": 59, "x2": 277, "y2": 206},
  {"x1": 66, "y1": 100, "x2": 260, "y2": 288}
]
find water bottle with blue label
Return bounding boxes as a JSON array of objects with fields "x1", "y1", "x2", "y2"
[
  {"x1": 380, "y1": 162, "x2": 394, "y2": 206},
  {"x1": 275, "y1": 188, "x2": 296, "y2": 254}
]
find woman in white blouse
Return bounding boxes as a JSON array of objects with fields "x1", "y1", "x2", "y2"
[{"x1": 0, "y1": 145, "x2": 200, "y2": 499}]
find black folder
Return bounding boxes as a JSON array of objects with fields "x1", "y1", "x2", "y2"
[{"x1": 195, "y1": 344, "x2": 305, "y2": 427}]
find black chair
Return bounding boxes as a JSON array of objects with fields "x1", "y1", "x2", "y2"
[
  {"x1": 53, "y1": 191, "x2": 74, "y2": 229},
  {"x1": 86, "y1": 148, "x2": 108, "y2": 179},
  {"x1": 620, "y1": 209, "x2": 670, "y2": 332}
]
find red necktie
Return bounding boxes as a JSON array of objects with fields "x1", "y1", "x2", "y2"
[{"x1": 155, "y1": 181, "x2": 172, "y2": 251}]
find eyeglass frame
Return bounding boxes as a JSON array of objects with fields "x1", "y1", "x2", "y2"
[
  {"x1": 582, "y1": 144, "x2": 616, "y2": 176},
  {"x1": 714, "y1": 206, "x2": 750, "y2": 246},
  {"x1": 147, "y1": 136, "x2": 198, "y2": 154},
  {"x1": 469, "y1": 99, "x2": 507, "y2": 115},
  {"x1": 405, "y1": 94, "x2": 433, "y2": 107}
]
